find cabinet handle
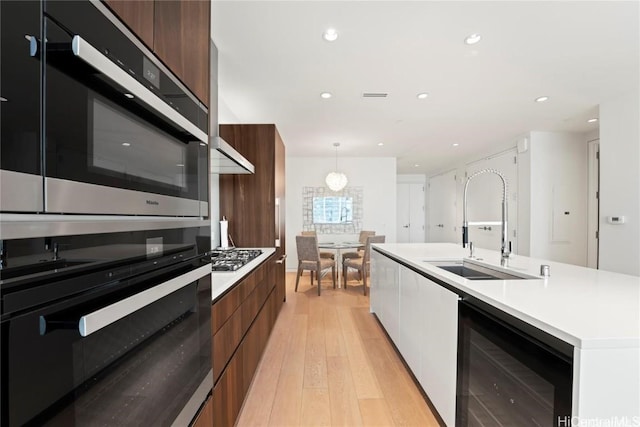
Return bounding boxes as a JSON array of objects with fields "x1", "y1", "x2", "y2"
[
  {"x1": 66, "y1": 35, "x2": 207, "y2": 144},
  {"x1": 275, "y1": 254, "x2": 287, "y2": 264},
  {"x1": 275, "y1": 198, "x2": 281, "y2": 247}
]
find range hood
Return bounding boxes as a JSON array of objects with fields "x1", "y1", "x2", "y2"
[{"x1": 210, "y1": 137, "x2": 255, "y2": 174}]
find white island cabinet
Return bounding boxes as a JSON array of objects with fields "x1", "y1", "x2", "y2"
[
  {"x1": 371, "y1": 252, "x2": 458, "y2": 426},
  {"x1": 370, "y1": 243, "x2": 640, "y2": 426},
  {"x1": 370, "y1": 250, "x2": 400, "y2": 343}
]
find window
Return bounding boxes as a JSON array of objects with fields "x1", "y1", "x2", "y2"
[
  {"x1": 313, "y1": 196, "x2": 353, "y2": 224},
  {"x1": 303, "y1": 186, "x2": 362, "y2": 233}
]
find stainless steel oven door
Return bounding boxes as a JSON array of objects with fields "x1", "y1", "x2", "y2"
[{"x1": 40, "y1": 1, "x2": 208, "y2": 216}]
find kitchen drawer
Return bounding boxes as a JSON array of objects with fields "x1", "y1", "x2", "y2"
[{"x1": 212, "y1": 254, "x2": 272, "y2": 334}]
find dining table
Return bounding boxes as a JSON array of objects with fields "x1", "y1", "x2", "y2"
[{"x1": 317, "y1": 241, "x2": 363, "y2": 288}]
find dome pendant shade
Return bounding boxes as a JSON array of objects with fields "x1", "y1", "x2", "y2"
[{"x1": 325, "y1": 171, "x2": 348, "y2": 191}]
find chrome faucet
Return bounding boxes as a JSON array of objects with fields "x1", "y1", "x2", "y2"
[{"x1": 462, "y1": 168, "x2": 511, "y2": 260}]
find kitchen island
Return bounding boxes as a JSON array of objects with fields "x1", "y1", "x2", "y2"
[{"x1": 370, "y1": 243, "x2": 640, "y2": 426}]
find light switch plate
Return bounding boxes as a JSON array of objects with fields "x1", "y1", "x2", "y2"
[{"x1": 607, "y1": 216, "x2": 626, "y2": 224}]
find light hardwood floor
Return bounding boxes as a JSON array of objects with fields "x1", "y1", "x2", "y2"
[{"x1": 235, "y1": 272, "x2": 440, "y2": 427}]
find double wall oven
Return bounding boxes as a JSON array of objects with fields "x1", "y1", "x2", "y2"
[
  {"x1": 1, "y1": 227, "x2": 212, "y2": 426},
  {"x1": 1, "y1": 0, "x2": 208, "y2": 217},
  {"x1": 1, "y1": 1, "x2": 213, "y2": 425}
]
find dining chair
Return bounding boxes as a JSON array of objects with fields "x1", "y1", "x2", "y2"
[
  {"x1": 343, "y1": 235, "x2": 385, "y2": 295},
  {"x1": 295, "y1": 235, "x2": 336, "y2": 296},
  {"x1": 301, "y1": 231, "x2": 335, "y2": 260},
  {"x1": 342, "y1": 230, "x2": 375, "y2": 261}
]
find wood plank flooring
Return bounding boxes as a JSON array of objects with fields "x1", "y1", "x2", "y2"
[{"x1": 235, "y1": 272, "x2": 440, "y2": 427}]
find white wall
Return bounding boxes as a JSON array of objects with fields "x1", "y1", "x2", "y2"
[
  {"x1": 526, "y1": 131, "x2": 589, "y2": 266},
  {"x1": 285, "y1": 156, "x2": 396, "y2": 270},
  {"x1": 427, "y1": 131, "x2": 590, "y2": 267},
  {"x1": 599, "y1": 93, "x2": 640, "y2": 276}
]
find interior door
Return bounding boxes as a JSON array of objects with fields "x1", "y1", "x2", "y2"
[
  {"x1": 428, "y1": 170, "x2": 457, "y2": 243},
  {"x1": 465, "y1": 149, "x2": 518, "y2": 253},
  {"x1": 397, "y1": 183, "x2": 425, "y2": 243}
]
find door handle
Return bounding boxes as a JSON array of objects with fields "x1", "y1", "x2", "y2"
[
  {"x1": 275, "y1": 198, "x2": 281, "y2": 247},
  {"x1": 403, "y1": 224, "x2": 410, "y2": 228}
]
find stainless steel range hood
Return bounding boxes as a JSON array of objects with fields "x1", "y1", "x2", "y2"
[{"x1": 210, "y1": 137, "x2": 255, "y2": 174}]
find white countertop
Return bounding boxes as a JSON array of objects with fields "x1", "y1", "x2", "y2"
[
  {"x1": 373, "y1": 243, "x2": 640, "y2": 350},
  {"x1": 211, "y1": 248, "x2": 276, "y2": 302}
]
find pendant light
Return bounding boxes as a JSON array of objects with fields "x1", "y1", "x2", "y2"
[{"x1": 325, "y1": 142, "x2": 348, "y2": 191}]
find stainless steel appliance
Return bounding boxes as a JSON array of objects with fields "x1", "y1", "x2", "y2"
[
  {"x1": 211, "y1": 249, "x2": 262, "y2": 271},
  {"x1": 1, "y1": 0, "x2": 209, "y2": 216},
  {"x1": 456, "y1": 299, "x2": 573, "y2": 426},
  {"x1": 0, "y1": 226, "x2": 212, "y2": 426}
]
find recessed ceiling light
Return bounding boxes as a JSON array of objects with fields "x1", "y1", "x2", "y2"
[
  {"x1": 587, "y1": 118, "x2": 599, "y2": 123},
  {"x1": 378, "y1": 142, "x2": 384, "y2": 146},
  {"x1": 320, "y1": 92, "x2": 332, "y2": 99},
  {"x1": 417, "y1": 92, "x2": 429, "y2": 100},
  {"x1": 464, "y1": 33, "x2": 481, "y2": 45},
  {"x1": 414, "y1": 164, "x2": 419, "y2": 168},
  {"x1": 323, "y1": 28, "x2": 338, "y2": 42},
  {"x1": 122, "y1": 142, "x2": 131, "y2": 147},
  {"x1": 453, "y1": 143, "x2": 459, "y2": 147},
  {"x1": 124, "y1": 93, "x2": 134, "y2": 99},
  {"x1": 535, "y1": 96, "x2": 549, "y2": 103}
]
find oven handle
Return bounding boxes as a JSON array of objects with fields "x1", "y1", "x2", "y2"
[
  {"x1": 78, "y1": 263, "x2": 211, "y2": 337},
  {"x1": 68, "y1": 35, "x2": 207, "y2": 144}
]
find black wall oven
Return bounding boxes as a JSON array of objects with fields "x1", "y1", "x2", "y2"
[
  {"x1": 0, "y1": 226, "x2": 212, "y2": 426},
  {"x1": 0, "y1": 0, "x2": 43, "y2": 212},
  {"x1": 456, "y1": 300, "x2": 573, "y2": 426},
  {"x1": 1, "y1": 0, "x2": 209, "y2": 216}
]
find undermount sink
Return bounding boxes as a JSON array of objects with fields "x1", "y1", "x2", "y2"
[{"x1": 426, "y1": 261, "x2": 534, "y2": 280}]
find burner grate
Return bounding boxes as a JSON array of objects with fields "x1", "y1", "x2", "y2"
[{"x1": 211, "y1": 249, "x2": 262, "y2": 271}]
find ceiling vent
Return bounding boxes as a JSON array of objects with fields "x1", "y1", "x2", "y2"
[{"x1": 362, "y1": 92, "x2": 388, "y2": 98}]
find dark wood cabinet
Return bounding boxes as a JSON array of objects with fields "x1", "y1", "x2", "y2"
[
  {"x1": 103, "y1": 0, "x2": 210, "y2": 107},
  {"x1": 154, "y1": 0, "x2": 210, "y2": 106},
  {"x1": 219, "y1": 124, "x2": 287, "y2": 305},
  {"x1": 211, "y1": 254, "x2": 282, "y2": 427},
  {"x1": 103, "y1": 0, "x2": 154, "y2": 48},
  {"x1": 191, "y1": 396, "x2": 213, "y2": 427}
]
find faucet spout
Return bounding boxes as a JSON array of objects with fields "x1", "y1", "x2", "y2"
[{"x1": 462, "y1": 168, "x2": 510, "y2": 259}]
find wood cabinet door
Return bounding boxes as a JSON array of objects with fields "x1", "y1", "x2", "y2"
[
  {"x1": 192, "y1": 396, "x2": 213, "y2": 427},
  {"x1": 219, "y1": 124, "x2": 277, "y2": 248},
  {"x1": 154, "y1": 0, "x2": 210, "y2": 106},
  {"x1": 104, "y1": 0, "x2": 155, "y2": 48}
]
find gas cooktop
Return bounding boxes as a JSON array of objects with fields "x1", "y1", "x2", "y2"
[{"x1": 210, "y1": 249, "x2": 262, "y2": 271}]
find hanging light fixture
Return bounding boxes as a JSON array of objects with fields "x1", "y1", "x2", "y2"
[{"x1": 325, "y1": 142, "x2": 348, "y2": 191}]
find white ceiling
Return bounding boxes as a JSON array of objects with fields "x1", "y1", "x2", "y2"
[{"x1": 211, "y1": 1, "x2": 639, "y2": 174}]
